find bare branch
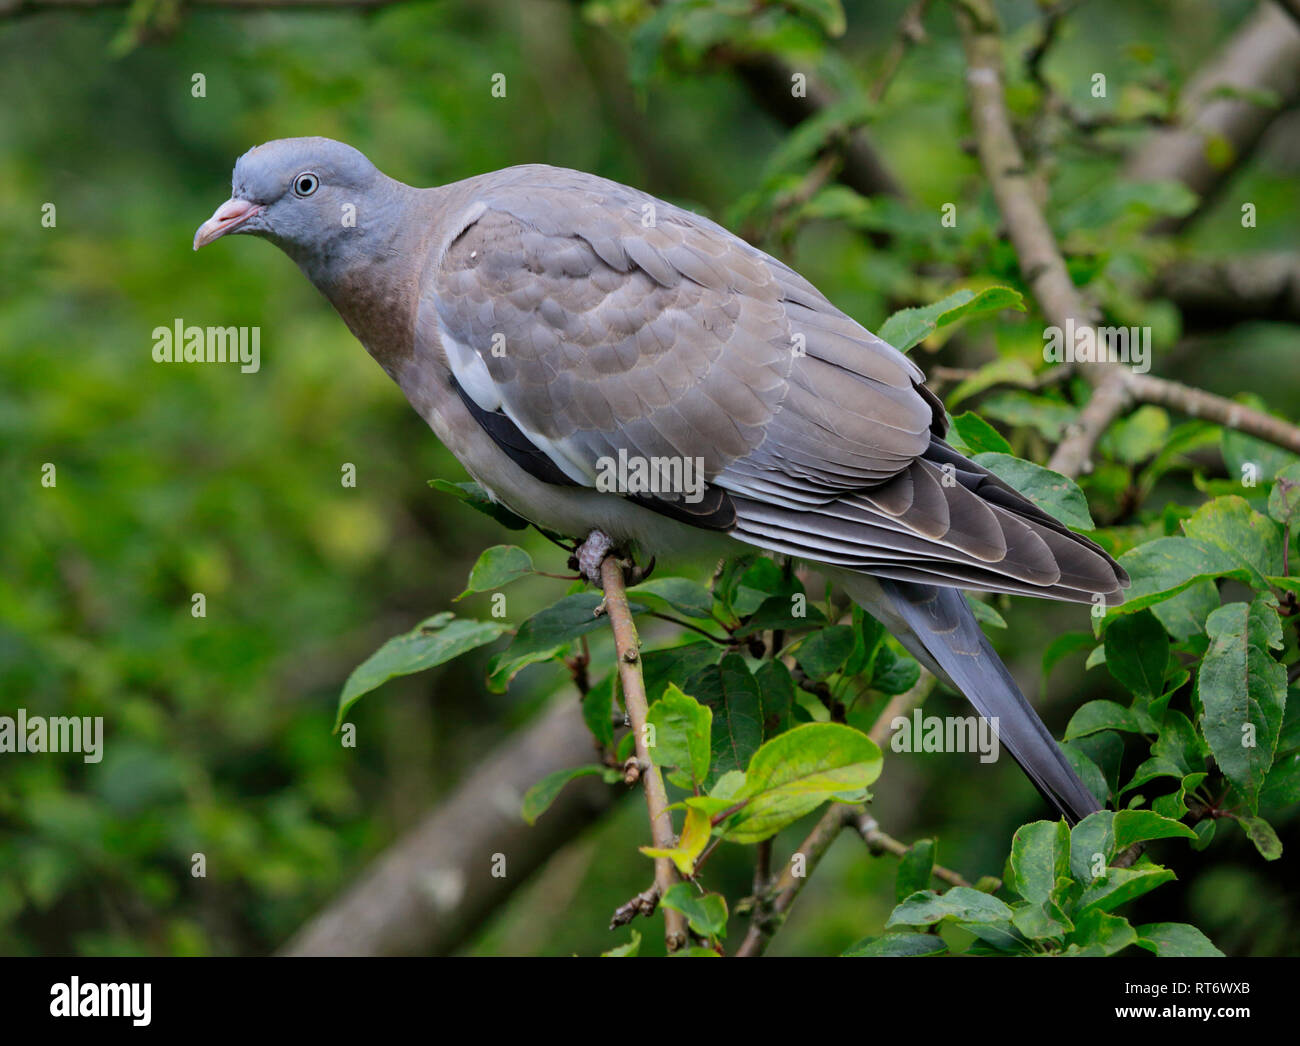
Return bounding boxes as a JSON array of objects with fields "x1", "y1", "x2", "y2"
[
  {"x1": 1124, "y1": 2, "x2": 1300, "y2": 234},
  {"x1": 847, "y1": 813, "x2": 982, "y2": 890},
  {"x1": 597, "y1": 546, "x2": 689, "y2": 953},
  {"x1": 281, "y1": 698, "x2": 617, "y2": 956},
  {"x1": 956, "y1": 0, "x2": 1300, "y2": 478},
  {"x1": 733, "y1": 801, "x2": 853, "y2": 957},
  {"x1": 1159, "y1": 253, "x2": 1300, "y2": 326},
  {"x1": 957, "y1": 0, "x2": 1100, "y2": 334},
  {"x1": 1127, "y1": 373, "x2": 1300, "y2": 454}
]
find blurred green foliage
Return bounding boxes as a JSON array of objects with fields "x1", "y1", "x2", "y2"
[{"x1": 1, "y1": 0, "x2": 1297, "y2": 956}]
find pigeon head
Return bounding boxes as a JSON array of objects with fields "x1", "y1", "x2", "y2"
[{"x1": 194, "y1": 137, "x2": 413, "y2": 284}]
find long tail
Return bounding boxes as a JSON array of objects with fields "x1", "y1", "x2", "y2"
[{"x1": 837, "y1": 572, "x2": 1101, "y2": 824}]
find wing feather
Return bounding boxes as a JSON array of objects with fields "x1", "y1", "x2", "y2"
[{"x1": 425, "y1": 164, "x2": 1127, "y2": 601}]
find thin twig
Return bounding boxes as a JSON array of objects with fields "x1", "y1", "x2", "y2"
[
  {"x1": 733, "y1": 804, "x2": 853, "y2": 957},
  {"x1": 847, "y1": 813, "x2": 983, "y2": 890},
  {"x1": 598, "y1": 550, "x2": 688, "y2": 952},
  {"x1": 609, "y1": 883, "x2": 661, "y2": 930},
  {"x1": 733, "y1": 669, "x2": 938, "y2": 957}
]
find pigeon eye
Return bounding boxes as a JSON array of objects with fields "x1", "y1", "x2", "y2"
[{"x1": 293, "y1": 172, "x2": 320, "y2": 198}]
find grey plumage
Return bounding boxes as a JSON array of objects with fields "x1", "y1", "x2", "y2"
[{"x1": 196, "y1": 137, "x2": 1128, "y2": 822}]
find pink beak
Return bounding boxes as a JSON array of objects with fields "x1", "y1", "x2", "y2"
[{"x1": 193, "y1": 198, "x2": 264, "y2": 250}]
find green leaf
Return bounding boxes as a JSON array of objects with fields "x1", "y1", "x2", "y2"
[
  {"x1": 843, "y1": 933, "x2": 948, "y2": 957},
  {"x1": 1267, "y1": 463, "x2": 1300, "y2": 527},
  {"x1": 1064, "y1": 908, "x2": 1138, "y2": 956},
  {"x1": 886, "y1": 887, "x2": 1014, "y2": 928},
  {"x1": 753, "y1": 659, "x2": 795, "y2": 739},
  {"x1": 896, "y1": 839, "x2": 935, "y2": 903},
  {"x1": 947, "y1": 356, "x2": 1037, "y2": 408},
  {"x1": 950, "y1": 412, "x2": 1012, "y2": 455},
  {"x1": 1078, "y1": 865, "x2": 1175, "y2": 914},
  {"x1": 1151, "y1": 710, "x2": 1206, "y2": 777},
  {"x1": 429, "y1": 478, "x2": 529, "y2": 530},
  {"x1": 1183, "y1": 495, "x2": 1284, "y2": 584},
  {"x1": 1238, "y1": 815, "x2": 1283, "y2": 860},
  {"x1": 641, "y1": 805, "x2": 711, "y2": 877},
  {"x1": 966, "y1": 595, "x2": 1007, "y2": 629},
  {"x1": 660, "y1": 883, "x2": 728, "y2": 937},
  {"x1": 879, "y1": 286, "x2": 1025, "y2": 353},
  {"x1": 1065, "y1": 701, "x2": 1145, "y2": 740},
  {"x1": 336, "y1": 613, "x2": 509, "y2": 727},
  {"x1": 1100, "y1": 405, "x2": 1170, "y2": 464},
  {"x1": 1011, "y1": 895, "x2": 1074, "y2": 940},
  {"x1": 844, "y1": 604, "x2": 887, "y2": 677},
  {"x1": 685, "y1": 654, "x2": 765, "y2": 785},
  {"x1": 1151, "y1": 772, "x2": 1207, "y2": 820},
  {"x1": 602, "y1": 929, "x2": 641, "y2": 957},
  {"x1": 1110, "y1": 537, "x2": 1251, "y2": 616},
  {"x1": 1222, "y1": 425, "x2": 1300, "y2": 485},
  {"x1": 971, "y1": 453, "x2": 1094, "y2": 530},
  {"x1": 582, "y1": 673, "x2": 616, "y2": 748},
  {"x1": 640, "y1": 642, "x2": 723, "y2": 704},
  {"x1": 522, "y1": 765, "x2": 619, "y2": 825},
  {"x1": 628, "y1": 577, "x2": 716, "y2": 620},
  {"x1": 1069, "y1": 811, "x2": 1116, "y2": 882},
  {"x1": 1112, "y1": 809, "x2": 1197, "y2": 849},
  {"x1": 870, "y1": 645, "x2": 922, "y2": 695},
  {"x1": 1151, "y1": 580, "x2": 1221, "y2": 641},
  {"x1": 646, "y1": 684, "x2": 712, "y2": 787},
  {"x1": 721, "y1": 724, "x2": 882, "y2": 843},
  {"x1": 1008, "y1": 820, "x2": 1071, "y2": 904},
  {"x1": 456, "y1": 544, "x2": 534, "y2": 598},
  {"x1": 1135, "y1": 922, "x2": 1224, "y2": 957},
  {"x1": 722, "y1": 556, "x2": 780, "y2": 608},
  {"x1": 1261, "y1": 752, "x2": 1300, "y2": 809},
  {"x1": 980, "y1": 391, "x2": 1078, "y2": 442},
  {"x1": 735, "y1": 593, "x2": 827, "y2": 636},
  {"x1": 1103, "y1": 610, "x2": 1169, "y2": 700},
  {"x1": 795, "y1": 624, "x2": 855, "y2": 680},
  {"x1": 1062, "y1": 744, "x2": 1110, "y2": 809},
  {"x1": 488, "y1": 594, "x2": 639, "y2": 692},
  {"x1": 1197, "y1": 596, "x2": 1286, "y2": 808}
]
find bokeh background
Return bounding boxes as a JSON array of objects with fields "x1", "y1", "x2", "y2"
[{"x1": 1, "y1": 0, "x2": 1297, "y2": 956}]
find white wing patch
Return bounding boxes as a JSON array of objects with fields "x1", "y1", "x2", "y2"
[{"x1": 437, "y1": 315, "x2": 597, "y2": 487}]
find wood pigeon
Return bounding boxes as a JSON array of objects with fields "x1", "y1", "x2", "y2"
[{"x1": 196, "y1": 137, "x2": 1128, "y2": 822}]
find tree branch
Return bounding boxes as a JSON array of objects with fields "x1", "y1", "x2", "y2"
[
  {"x1": 280, "y1": 697, "x2": 617, "y2": 956},
  {"x1": 1158, "y1": 252, "x2": 1300, "y2": 326},
  {"x1": 956, "y1": 0, "x2": 1300, "y2": 479},
  {"x1": 847, "y1": 812, "x2": 980, "y2": 890},
  {"x1": 1124, "y1": 1, "x2": 1300, "y2": 234},
  {"x1": 957, "y1": 0, "x2": 1099, "y2": 334},
  {"x1": 597, "y1": 548, "x2": 689, "y2": 953}
]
